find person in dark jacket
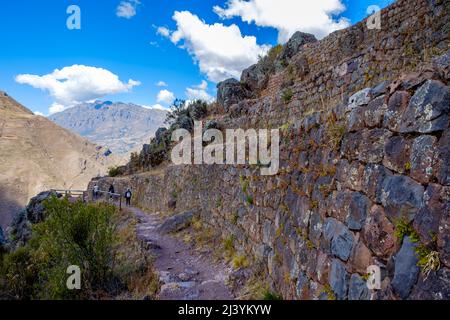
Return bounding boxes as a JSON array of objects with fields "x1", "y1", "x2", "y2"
[
  {"x1": 108, "y1": 185, "x2": 115, "y2": 201},
  {"x1": 125, "y1": 188, "x2": 132, "y2": 206}
]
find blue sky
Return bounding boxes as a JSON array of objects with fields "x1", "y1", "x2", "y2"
[{"x1": 0, "y1": 0, "x2": 395, "y2": 115}]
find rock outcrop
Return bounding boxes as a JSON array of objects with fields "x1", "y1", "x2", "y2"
[
  {"x1": 91, "y1": 0, "x2": 450, "y2": 300},
  {"x1": 8, "y1": 191, "x2": 61, "y2": 248}
]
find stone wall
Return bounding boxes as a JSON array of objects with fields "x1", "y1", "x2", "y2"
[{"x1": 90, "y1": 0, "x2": 450, "y2": 300}]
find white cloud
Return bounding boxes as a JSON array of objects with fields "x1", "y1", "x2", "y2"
[
  {"x1": 186, "y1": 80, "x2": 214, "y2": 102},
  {"x1": 34, "y1": 111, "x2": 45, "y2": 116},
  {"x1": 164, "y1": 11, "x2": 270, "y2": 82},
  {"x1": 157, "y1": 81, "x2": 168, "y2": 87},
  {"x1": 15, "y1": 65, "x2": 141, "y2": 107},
  {"x1": 116, "y1": 0, "x2": 140, "y2": 19},
  {"x1": 157, "y1": 89, "x2": 175, "y2": 105},
  {"x1": 214, "y1": 0, "x2": 350, "y2": 42},
  {"x1": 49, "y1": 103, "x2": 66, "y2": 115},
  {"x1": 142, "y1": 104, "x2": 168, "y2": 111},
  {"x1": 157, "y1": 26, "x2": 171, "y2": 37}
]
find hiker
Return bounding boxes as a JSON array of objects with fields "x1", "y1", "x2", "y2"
[
  {"x1": 108, "y1": 184, "x2": 115, "y2": 201},
  {"x1": 93, "y1": 184, "x2": 99, "y2": 200},
  {"x1": 125, "y1": 188, "x2": 132, "y2": 206}
]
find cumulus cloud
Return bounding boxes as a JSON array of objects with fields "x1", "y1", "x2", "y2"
[
  {"x1": 116, "y1": 0, "x2": 140, "y2": 19},
  {"x1": 163, "y1": 11, "x2": 270, "y2": 82},
  {"x1": 157, "y1": 26, "x2": 171, "y2": 37},
  {"x1": 157, "y1": 81, "x2": 168, "y2": 87},
  {"x1": 33, "y1": 111, "x2": 45, "y2": 116},
  {"x1": 157, "y1": 89, "x2": 175, "y2": 105},
  {"x1": 15, "y1": 65, "x2": 141, "y2": 107},
  {"x1": 49, "y1": 103, "x2": 66, "y2": 115},
  {"x1": 214, "y1": 0, "x2": 350, "y2": 42},
  {"x1": 186, "y1": 80, "x2": 214, "y2": 102}
]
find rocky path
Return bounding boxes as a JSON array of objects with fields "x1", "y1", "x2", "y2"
[{"x1": 125, "y1": 206, "x2": 234, "y2": 300}]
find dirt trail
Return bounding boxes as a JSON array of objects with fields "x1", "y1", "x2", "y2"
[{"x1": 125, "y1": 206, "x2": 234, "y2": 300}]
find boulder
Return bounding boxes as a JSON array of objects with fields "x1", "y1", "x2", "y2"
[
  {"x1": 391, "y1": 236, "x2": 420, "y2": 299},
  {"x1": 217, "y1": 79, "x2": 250, "y2": 111},
  {"x1": 9, "y1": 190, "x2": 60, "y2": 246},
  {"x1": 329, "y1": 259, "x2": 349, "y2": 300},
  {"x1": 275, "y1": 32, "x2": 317, "y2": 72},
  {"x1": 188, "y1": 101, "x2": 208, "y2": 120},
  {"x1": 399, "y1": 80, "x2": 450, "y2": 133},
  {"x1": 157, "y1": 210, "x2": 199, "y2": 234},
  {"x1": 241, "y1": 63, "x2": 270, "y2": 92}
]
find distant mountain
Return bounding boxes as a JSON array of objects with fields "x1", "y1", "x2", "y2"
[
  {"x1": 0, "y1": 91, "x2": 119, "y2": 228},
  {"x1": 49, "y1": 101, "x2": 168, "y2": 155}
]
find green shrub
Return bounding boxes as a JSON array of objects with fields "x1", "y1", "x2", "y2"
[
  {"x1": 394, "y1": 218, "x2": 419, "y2": 243},
  {"x1": 108, "y1": 166, "x2": 121, "y2": 177},
  {"x1": 263, "y1": 291, "x2": 283, "y2": 300},
  {"x1": 282, "y1": 88, "x2": 293, "y2": 103},
  {"x1": 0, "y1": 197, "x2": 157, "y2": 300}
]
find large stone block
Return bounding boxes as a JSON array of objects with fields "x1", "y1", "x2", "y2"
[
  {"x1": 380, "y1": 175, "x2": 424, "y2": 222},
  {"x1": 348, "y1": 273, "x2": 370, "y2": 300},
  {"x1": 157, "y1": 209, "x2": 199, "y2": 234},
  {"x1": 383, "y1": 91, "x2": 411, "y2": 132},
  {"x1": 323, "y1": 218, "x2": 355, "y2": 261},
  {"x1": 348, "y1": 88, "x2": 372, "y2": 110},
  {"x1": 363, "y1": 205, "x2": 396, "y2": 259},
  {"x1": 399, "y1": 80, "x2": 450, "y2": 133},
  {"x1": 362, "y1": 164, "x2": 393, "y2": 203},
  {"x1": 217, "y1": 78, "x2": 250, "y2": 111},
  {"x1": 436, "y1": 129, "x2": 450, "y2": 185},
  {"x1": 383, "y1": 135, "x2": 411, "y2": 174},
  {"x1": 346, "y1": 192, "x2": 370, "y2": 231},
  {"x1": 410, "y1": 135, "x2": 437, "y2": 183},
  {"x1": 391, "y1": 236, "x2": 420, "y2": 299},
  {"x1": 329, "y1": 259, "x2": 349, "y2": 300},
  {"x1": 414, "y1": 184, "x2": 447, "y2": 245}
]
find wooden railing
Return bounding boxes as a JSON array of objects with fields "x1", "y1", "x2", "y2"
[{"x1": 51, "y1": 189, "x2": 123, "y2": 209}]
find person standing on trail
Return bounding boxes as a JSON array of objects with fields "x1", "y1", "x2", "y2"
[
  {"x1": 108, "y1": 184, "x2": 115, "y2": 202},
  {"x1": 125, "y1": 188, "x2": 132, "y2": 206},
  {"x1": 93, "y1": 184, "x2": 99, "y2": 200}
]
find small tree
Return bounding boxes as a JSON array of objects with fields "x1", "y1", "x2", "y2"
[{"x1": 164, "y1": 99, "x2": 187, "y2": 125}]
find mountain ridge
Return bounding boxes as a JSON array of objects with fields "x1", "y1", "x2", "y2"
[{"x1": 49, "y1": 101, "x2": 167, "y2": 156}]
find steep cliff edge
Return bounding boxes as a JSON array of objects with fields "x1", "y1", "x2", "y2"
[
  {"x1": 0, "y1": 92, "x2": 119, "y2": 228},
  {"x1": 91, "y1": 0, "x2": 450, "y2": 300}
]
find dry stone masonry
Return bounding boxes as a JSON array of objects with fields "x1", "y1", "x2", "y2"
[{"x1": 91, "y1": 0, "x2": 449, "y2": 300}]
